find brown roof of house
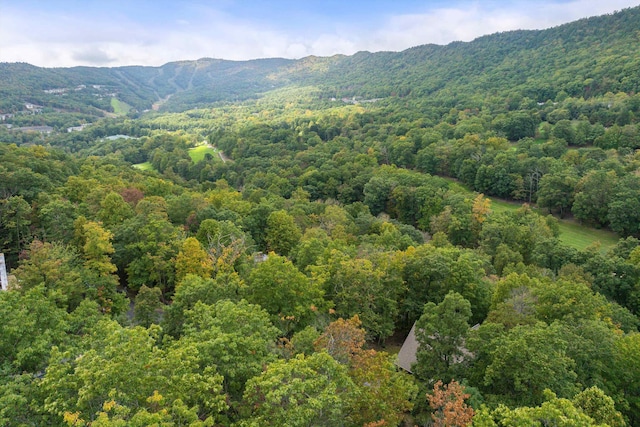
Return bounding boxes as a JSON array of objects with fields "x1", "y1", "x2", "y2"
[
  {"x1": 395, "y1": 321, "x2": 480, "y2": 373},
  {"x1": 395, "y1": 322, "x2": 418, "y2": 373}
]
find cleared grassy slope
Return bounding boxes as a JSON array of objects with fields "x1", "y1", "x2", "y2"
[
  {"x1": 188, "y1": 145, "x2": 218, "y2": 162},
  {"x1": 489, "y1": 198, "x2": 618, "y2": 251},
  {"x1": 110, "y1": 97, "x2": 131, "y2": 115}
]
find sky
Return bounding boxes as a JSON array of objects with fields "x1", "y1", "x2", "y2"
[{"x1": 1, "y1": 0, "x2": 638, "y2": 68}]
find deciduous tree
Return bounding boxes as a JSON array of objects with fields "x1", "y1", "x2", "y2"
[
  {"x1": 246, "y1": 253, "x2": 324, "y2": 333},
  {"x1": 414, "y1": 291, "x2": 472, "y2": 383},
  {"x1": 41, "y1": 320, "x2": 227, "y2": 423},
  {"x1": 428, "y1": 380, "x2": 474, "y2": 427},
  {"x1": 174, "y1": 237, "x2": 213, "y2": 282},
  {"x1": 180, "y1": 300, "x2": 279, "y2": 398},
  {"x1": 241, "y1": 352, "x2": 355, "y2": 427},
  {"x1": 265, "y1": 210, "x2": 302, "y2": 256},
  {"x1": 133, "y1": 285, "x2": 163, "y2": 327}
]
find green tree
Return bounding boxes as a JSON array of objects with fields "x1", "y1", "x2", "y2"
[
  {"x1": 531, "y1": 279, "x2": 610, "y2": 324},
  {"x1": 552, "y1": 120, "x2": 576, "y2": 145},
  {"x1": 196, "y1": 219, "x2": 250, "y2": 277},
  {"x1": 492, "y1": 243, "x2": 524, "y2": 275},
  {"x1": 114, "y1": 201, "x2": 180, "y2": 291},
  {"x1": 608, "y1": 176, "x2": 640, "y2": 237},
  {"x1": 246, "y1": 253, "x2": 324, "y2": 333},
  {"x1": 428, "y1": 193, "x2": 475, "y2": 247},
  {"x1": 265, "y1": 210, "x2": 302, "y2": 256},
  {"x1": 41, "y1": 320, "x2": 227, "y2": 423},
  {"x1": 414, "y1": 291, "x2": 472, "y2": 383},
  {"x1": 162, "y1": 273, "x2": 245, "y2": 337},
  {"x1": 474, "y1": 389, "x2": 608, "y2": 427},
  {"x1": 0, "y1": 371, "x2": 56, "y2": 426},
  {"x1": 403, "y1": 244, "x2": 490, "y2": 326},
  {"x1": 494, "y1": 111, "x2": 537, "y2": 141},
  {"x1": 76, "y1": 393, "x2": 211, "y2": 427},
  {"x1": 195, "y1": 218, "x2": 246, "y2": 250},
  {"x1": 242, "y1": 203, "x2": 276, "y2": 252},
  {"x1": 612, "y1": 333, "x2": 640, "y2": 425},
  {"x1": 320, "y1": 254, "x2": 400, "y2": 340},
  {"x1": 292, "y1": 227, "x2": 331, "y2": 272},
  {"x1": 0, "y1": 195, "x2": 32, "y2": 257},
  {"x1": 97, "y1": 191, "x2": 134, "y2": 229},
  {"x1": 180, "y1": 300, "x2": 279, "y2": 398},
  {"x1": 241, "y1": 352, "x2": 356, "y2": 427},
  {"x1": 348, "y1": 349, "x2": 418, "y2": 427},
  {"x1": 133, "y1": 285, "x2": 163, "y2": 327},
  {"x1": 0, "y1": 286, "x2": 69, "y2": 373},
  {"x1": 572, "y1": 169, "x2": 617, "y2": 227},
  {"x1": 572, "y1": 386, "x2": 625, "y2": 427},
  {"x1": 578, "y1": 245, "x2": 640, "y2": 316},
  {"x1": 537, "y1": 170, "x2": 578, "y2": 218},
  {"x1": 480, "y1": 206, "x2": 557, "y2": 264},
  {"x1": 476, "y1": 322, "x2": 578, "y2": 407},
  {"x1": 37, "y1": 197, "x2": 78, "y2": 244},
  {"x1": 559, "y1": 319, "x2": 619, "y2": 396},
  {"x1": 11, "y1": 240, "x2": 83, "y2": 310}
]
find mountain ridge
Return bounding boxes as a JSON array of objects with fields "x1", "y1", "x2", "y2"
[{"x1": 1, "y1": 5, "x2": 639, "y2": 115}]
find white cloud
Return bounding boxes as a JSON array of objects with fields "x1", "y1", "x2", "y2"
[
  {"x1": 309, "y1": 34, "x2": 359, "y2": 57},
  {"x1": 367, "y1": 0, "x2": 640, "y2": 52},
  {"x1": 285, "y1": 43, "x2": 309, "y2": 58},
  {"x1": 72, "y1": 47, "x2": 116, "y2": 65},
  {"x1": 0, "y1": 0, "x2": 638, "y2": 67}
]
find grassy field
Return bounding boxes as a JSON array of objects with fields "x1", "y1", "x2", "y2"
[
  {"x1": 188, "y1": 145, "x2": 218, "y2": 162},
  {"x1": 488, "y1": 197, "x2": 618, "y2": 251},
  {"x1": 132, "y1": 162, "x2": 154, "y2": 171},
  {"x1": 111, "y1": 97, "x2": 131, "y2": 115},
  {"x1": 555, "y1": 219, "x2": 619, "y2": 252},
  {"x1": 445, "y1": 178, "x2": 619, "y2": 251},
  {"x1": 488, "y1": 198, "x2": 522, "y2": 214},
  {"x1": 131, "y1": 145, "x2": 219, "y2": 171}
]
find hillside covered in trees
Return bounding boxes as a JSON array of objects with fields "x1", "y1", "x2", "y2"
[
  {"x1": 2, "y1": 5, "x2": 640, "y2": 116},
  {"x1": 1, "y1": 5, "x2": 640, "y2": 427}
]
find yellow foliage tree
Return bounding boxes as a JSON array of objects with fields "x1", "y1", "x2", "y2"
[{"x1": 175, "y1": 237, "x2": 213, "y2": 283}]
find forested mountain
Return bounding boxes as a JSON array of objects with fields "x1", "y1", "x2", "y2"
[
  {"x1": 1, "y1": 5, "x2": 640, "y2": 427},
  {"x1": 0, "y1": 57, "x2": 296, "y2": 114},
  {"x1": 2, "y1": 6, "x2": 639, "y2": 116}
]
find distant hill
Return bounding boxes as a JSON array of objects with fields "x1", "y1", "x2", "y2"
[
  {"x1": 1, "y1": 6, "x2": 639, "y2": 117},
  {"x1": 0, "y1": 58, "x2": 297, "y2": 115}
]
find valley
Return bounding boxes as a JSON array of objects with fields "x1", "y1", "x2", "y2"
[{"x1": 1, "y1": 5, "x2": 639, "y2": 426}]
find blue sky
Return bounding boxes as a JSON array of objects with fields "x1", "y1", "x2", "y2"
[{"x1": 1, "y1": 0, "x2": 638, "y2": 67}]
